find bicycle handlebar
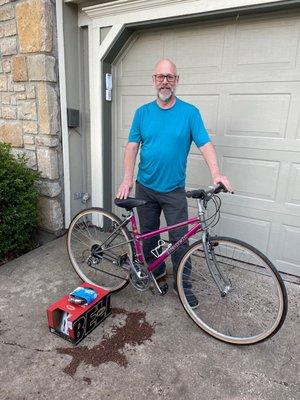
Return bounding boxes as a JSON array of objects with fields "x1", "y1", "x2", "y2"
[{"x1": 186, "y1": 183, "x2": 228, "y2": 199}]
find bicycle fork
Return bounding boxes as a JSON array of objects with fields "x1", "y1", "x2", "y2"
[{"x1": 202, "y1": 231, "x2": 231, "y2": 297}]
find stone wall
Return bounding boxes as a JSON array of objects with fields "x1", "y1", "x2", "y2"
[{"x1": 0, "y1": 0, "x2": 64, "y2": 234}]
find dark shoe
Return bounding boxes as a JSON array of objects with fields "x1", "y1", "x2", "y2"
[
  {"x1": 173, "y1": 283, "x2": 199, "y2": 309},
  {"x1": 153, "y1": 269, "x2": 167, "y2": 280}
]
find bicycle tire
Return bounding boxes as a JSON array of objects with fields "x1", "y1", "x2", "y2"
[
  {"x1": 67, "y1": 207, "x2": 133, "y2": 292},
  {"x1": 176, "y1": 236, "x2": 288, "y2": 345}
]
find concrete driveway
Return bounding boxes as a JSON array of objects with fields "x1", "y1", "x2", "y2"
[{"x1": 0, "y1": 236, "x2": 299, "y2": 400}]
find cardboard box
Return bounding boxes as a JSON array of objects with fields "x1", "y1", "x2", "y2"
[{"x1": 47, "y1": 282, "x2": 111, "y2": 345}]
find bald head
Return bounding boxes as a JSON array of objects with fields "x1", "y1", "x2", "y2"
[{"x1": 154, "y1": 58, "x2": 178, "y2": 75}]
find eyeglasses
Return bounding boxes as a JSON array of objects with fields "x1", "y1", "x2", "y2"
[{"x1": 153, "y1": 74, "x2": 177, "y2": 83}]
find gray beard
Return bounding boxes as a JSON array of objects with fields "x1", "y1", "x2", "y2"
[{"x1": 157, "y1": 88, "x2": 175, "y2": 102}]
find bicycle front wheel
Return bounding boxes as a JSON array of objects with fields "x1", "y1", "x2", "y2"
[
  {"x1": 67, "y1": 208, "x2": 133, "y2": 292},
  {"x1": 177, "y1": 236, "x2": 288, "y2": 345}
]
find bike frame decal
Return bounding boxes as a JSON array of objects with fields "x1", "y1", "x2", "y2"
[{"x1": 129, "y1": 215, "x2": 201, "y2": 271}]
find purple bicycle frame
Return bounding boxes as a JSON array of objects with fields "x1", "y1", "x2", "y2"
[{"x1": 128, "y1": 212, "x2": 202, "y2": 273}]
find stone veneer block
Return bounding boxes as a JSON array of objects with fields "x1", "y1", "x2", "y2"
[
  {"x1": 23, "y1": 121, "x2": 38, "y2": 134},
  {"x1": 38, "y1": 196, "x2": 63, "y2": 231},
  {"x1": 2, "y1": 105, "x2": 17, "y2": 119},
  {"x1": 2, "y1": 59, "x2": 11, "y2": 73},
  {"x1": 10, "y1": 94, "x2": 17, "y2": 105},
  {"x1": 2, "y1": 92, "x2": 10, "y2": 104},
  {"x1": 36, "y1": 180, "x2": 61, "y2": 197},
  {"x1": 16, "y1": 93, "x2": 27, "y2": 100},
  {"x1": 14, "y1": 83, "x2": 25, "y2": 92},
  {"x1": 37, "y1": 83, "x2": 59, "y2": 134},
  {"x1": 4, "y1": 20, "x2": 17, "y2": 37},
  {"x1": 11, "y1": 56, "x2": 28, "y2": 82},
  {"x1": 0, "y1": 74, "x2": 7, "y2": 91},
  {"x1": 18, "y1": 100, "x2": 37, "y2": 120},
  {"x1": 0, "y1": 121, "x2": 23, "y2": 147},
  {"x1": 16, "y1": 0, "x2": 53, "y2": 53},
  {"x1": 24, "y1": 134, "x2": 35, "y2": 145},
  {"x1": 0, "y1": 5, "x2": 14, "y2": 21},
  {"x1": 12, "y1": 148, "x2": 37, "y2": 169},
  {"x1": 26, "y1": 84, "x2": 35, "y2": 99},
  {"x1": 37, "y1": 147, "x2": 59, "y2": 179},
  {"x1": 27, "y1": 54, "x2": 56, "y2": 82},
  {"x1": 7, "y1": 75, "x2": 13, "y2": 91},
  {"x1": 1, "y1": 37, "x2": 17, "y2": 55},
  {"x1": 35, "y1": 135, "x2": 59, "y2": 147}
]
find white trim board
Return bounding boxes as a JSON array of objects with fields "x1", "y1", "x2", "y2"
[
  {"x1": 83, "y1": 0, "x2": 286, "y2": 24},
  {"x1": 56, "y1": 0, "x2": 71, "y2": 228}
]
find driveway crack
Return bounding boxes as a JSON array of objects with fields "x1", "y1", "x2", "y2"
[{"x1": 0, "y1": 340, "x2": 52, "y2": 352}]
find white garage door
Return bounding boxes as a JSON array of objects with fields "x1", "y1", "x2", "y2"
[{"x1": 112, "y1": 11, "x2": 300, "y2": 276}]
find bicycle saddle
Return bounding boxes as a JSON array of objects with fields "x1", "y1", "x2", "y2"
[{"x1": 114, "y1": 197, "x2": 147, "y2": 211}]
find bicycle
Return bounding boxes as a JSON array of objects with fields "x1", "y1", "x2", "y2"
[{"x1": 66, "y1": 183, "x2": 288, "y2": 345}]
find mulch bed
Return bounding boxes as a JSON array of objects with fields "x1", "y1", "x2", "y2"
[{"x1": 0, "y1": 252, "x2": 16, "y2": 267}]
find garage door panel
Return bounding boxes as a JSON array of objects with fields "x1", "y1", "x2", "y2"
[
  {"x1": 220, "y1": 193, "x2": 300, "y2": 219},
  {"x1": 173, "y1": 27, "x2": 225, "y2": 72},
  {"x1": 217, "y1": 136, "x2": 300, "y2": 152},
  {"x1": 233, "y1": 20, "x2": 300, "y2": 70},
  {"x1": 286, "y1": 163, "x2": 300, "y2": 206},
  {"x1": 186, "y1": 155, "x2": 211, "y2": 188},
  {"x1": 227, "y1": 93, "x2": 290, "y2": 139},
  {"x1": 120, "y1": 33, "x2": 164, "y2": 77},
  {"x1": 180, "y1": 94, "x2": 219, "y2": 136},
  {"x1": 216, "y1": 212, "x2": 271, "y2": 253},
  {"x1": 222, "y1": 156, "x2": 280, "y2": 201},
  {"x1": 275, "y1": 224, "x2": 300, "y2": 275},
  {"x1": 120, "y1": 94, "x2": 153, "y2": 132}
]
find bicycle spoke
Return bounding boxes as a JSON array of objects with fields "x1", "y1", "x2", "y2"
[
  {"x1": 82, "y1": 216, "x2": 93, "y2": 239},
  {"x1": 76, "y1": 220, "x2": 93, "y2": 240},
  {"x1": 71, "y1": 231, "x2": 93, "y2": 248}
]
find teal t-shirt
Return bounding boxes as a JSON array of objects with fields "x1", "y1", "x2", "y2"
[{"x1": 128, "y1": 97, "x2": 210, "y2": 192}]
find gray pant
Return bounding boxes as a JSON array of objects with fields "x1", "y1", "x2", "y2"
[{"x1": 135, "y1": 181, "x2": 189, "y2": 281}]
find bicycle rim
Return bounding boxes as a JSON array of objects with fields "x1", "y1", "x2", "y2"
[
  {"x1": 67, "y1": 208, "x2": 132, "y2": 292},
  {"x1": 177, "y1": 237, "x2": 287, "y2": 344}
]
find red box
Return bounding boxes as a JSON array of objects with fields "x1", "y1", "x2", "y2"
[{"x1": 47, "y1": 282, "x2": 111, "y2": 345}]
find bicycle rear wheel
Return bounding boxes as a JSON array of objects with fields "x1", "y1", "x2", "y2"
[
  {"x1": 67, "y1": 208, "x2": 133, "y2": 292},
  {"x1": 176, "y1": 236, "x2": 288, "y2": 344}
]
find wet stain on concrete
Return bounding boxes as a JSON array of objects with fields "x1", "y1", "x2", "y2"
[{"x1": 56, "y1": 307, "x2": 155, "y2": 377}]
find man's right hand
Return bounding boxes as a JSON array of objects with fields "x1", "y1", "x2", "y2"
[{"x1": 116, "y1": 179, "x2": 133, "y2": 199}]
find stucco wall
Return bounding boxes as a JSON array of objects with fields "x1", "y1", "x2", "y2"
[{"x1": 0, "y1": 0, "x2": 64, "y2": 234}]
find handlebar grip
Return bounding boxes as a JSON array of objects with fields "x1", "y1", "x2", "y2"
[
  {"x1": 214, "y1": 182, "x2": 228, "y2": 194},
  {"x1": 186, "y1": 189, "x2": 206, "y2": 199},
  {"x1": 186, "y1": 184, "x2": 228, "y2": 199}
]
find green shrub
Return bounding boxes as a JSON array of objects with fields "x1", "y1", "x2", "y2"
[{"x1": 0, "y1": 143, "x2": 39, "y2": 260}]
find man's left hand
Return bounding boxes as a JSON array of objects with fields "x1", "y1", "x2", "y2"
[{"x1": 212, "y1": 174, "x2": 234, "y2": 193}]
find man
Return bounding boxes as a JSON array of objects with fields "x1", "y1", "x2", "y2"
[{"x1": 117, "y1": 59, "x2": 232, "y2": 307}]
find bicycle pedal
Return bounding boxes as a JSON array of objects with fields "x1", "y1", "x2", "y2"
[{"x1": 158, "y1": 283, "x2": 168, "y2": 296}]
